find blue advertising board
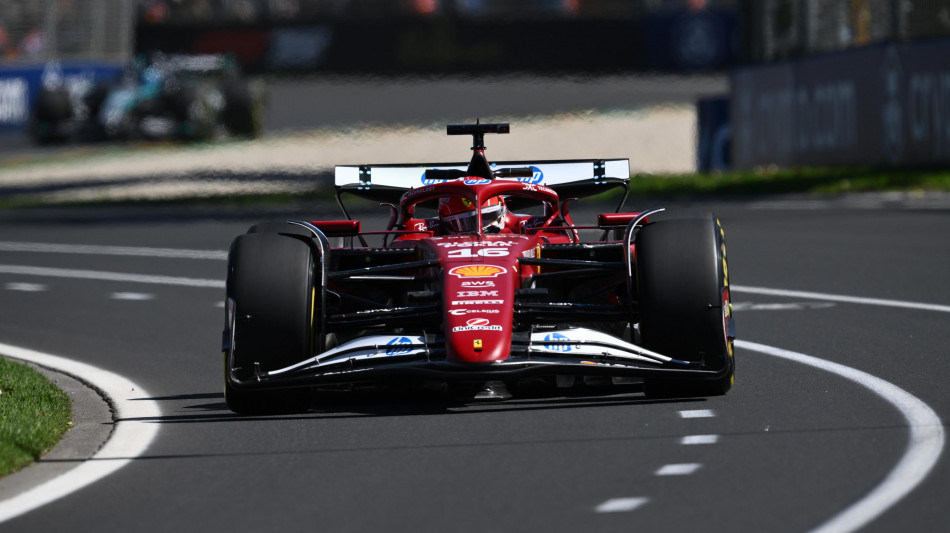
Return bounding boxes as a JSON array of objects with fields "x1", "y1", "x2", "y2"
[
  {"x1": 0, "y1": 61, "x2": 123, "y2": 131},
  {"x1": 696, "y1": 96, "x2": 731, "y2": 172},
  {"x1": 732, "y1": 40, "x2": 950, "y2": 169}
]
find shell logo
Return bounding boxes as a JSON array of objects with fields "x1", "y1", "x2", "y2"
[{"x1": 448, "y1": 265, "x2": 507, "y2": 278}]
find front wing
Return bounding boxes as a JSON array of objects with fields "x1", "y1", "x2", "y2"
[{"x1": 225, "y1": 327, "x2": 730, "y2": 391}]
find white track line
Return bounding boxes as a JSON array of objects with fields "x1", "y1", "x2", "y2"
[
  {"x1": 595, "y1": 497, "x2": 649, "y2": 513},
  {"x1": 0, "y1": 342, "x2": 161, "y2": 524},
  {"x1": 737, "y1": 340, "x2": 945, "y2": 533},
  {"x1": 678, "y1": 409, "x2": 715, "y2": 419},
  {"x1": 110, "y1": 292, "x2": 156, "y2": 301},
  {"x1": 732, "y1": 285, "x2": 950, "y2": 314},
  {"x1": 681, "y1": 435, "x2": 719, "y2": 445},
  {"x1": 0, "y1": 265, "x2": 223, "y2": 289},
  {"x1": 0, "y1": 241, "x2": 227, "y2": 260},
  {"x1": 655, "y1": 463, "x2": 702, "y2": 476},
  {"x1": 4, "y1": 282, "x2": 47, "y2": 292}
]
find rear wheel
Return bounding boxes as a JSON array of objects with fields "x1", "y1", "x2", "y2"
[
  {"x1": 224, "y1": 231, "x2": 318, "y2": 414},
  {"x1": 29, "y1": 86, "x2": 72, "y2": 144},
  {"x1": 636, "y1": 213, "x2": 734, "y2": 397},
  {"x1": 222, "y1": 79, "x2": 264, "y2": 138}
]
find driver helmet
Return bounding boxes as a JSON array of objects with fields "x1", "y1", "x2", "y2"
[{"x1": 438, "y1": 195, "x2": 507, "y2": 234}]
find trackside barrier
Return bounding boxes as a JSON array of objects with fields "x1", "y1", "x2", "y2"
[
  {"x1": 731, "y1": 39, "x2": 950, "y2": 169},
  {"x1": 0, "y1": 62, "x2": 123, "y2": 131}
]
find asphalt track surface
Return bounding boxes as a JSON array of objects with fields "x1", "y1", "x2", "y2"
[{"x1": 0, "y1": 198, "x2": 947, "y2": 532}]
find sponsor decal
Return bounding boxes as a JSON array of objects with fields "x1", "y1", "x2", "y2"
[
  {"x1": 473, "y1": 339, "x2": 483, "y2": 349},
  {"x1": 456, "y1": 290, "x2": 499, "y2": 297},
  {"x1": 461, "y1": 280, "x2": 495, "y2": 287},
  {"x1": 0, "y1": 78, "x2": 28, "y2": 124},
  {"x1": 518, "y1": 166, "x2": 543, "y2": 184},
  {"x1": 451, "y1": 300, "x2": 504, "y2": 305},
  {"x1": 449, "y1": 265, "x2": 506, "y2": 278},
  {"x1": 452, "y1": 317, "x2": 503, "y2": 332},
  {"x1": 421, "y1": 170, "x2": 446, "y2": 185},
  {"x1": 449, "y1": 308, "x2": 500, "y2": 316},
  {"x1": 464, "y1": 178, "x2": 491, "y2": 185},
  {"x1": 447, "y1": 248, "x2": 509, "y2": 258},
  {"x1": 543, "y1": 333, "x2": 572, "y2": 352},
  {"x1": 385, "y1": 336, "x2": 414, "y2": 355},
  {"x1": 404, "y1": 186, "x2": 435, "y2": 199},
  {"x1": 438, "y1": 241, "x2": 517, "y2": 247}
]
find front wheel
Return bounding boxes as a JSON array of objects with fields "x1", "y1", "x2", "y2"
[
  {"x1": 635, "y1": 213, "x2": 734, "y2": 397},
  {"x1": 222, "y1": 79, "x2": 264, "y2": 138},
  {"x1": 224, "y1": 231, "x2": 318, "y2": 414},
  {"x1": 30, "y1": 86, "x2": 72, "y2": 144}
]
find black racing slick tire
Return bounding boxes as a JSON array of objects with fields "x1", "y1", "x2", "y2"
[
  {"x1": 636, "y1": 213, "x2": 734, "y2": 398},
  {"x1": 247, "y1": 221, "x2": 312, "y2": 236},
  {"x1": 224, "y1": 231, "x2": 317, "y2": 414},
  {"x1": 29, "y1": 86, "x2": 72, "y2": 144},
  {"x1": 222, "y1": 79, "x2": 264, "y2": 138}
]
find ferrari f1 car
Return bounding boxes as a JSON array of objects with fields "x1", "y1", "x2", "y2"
[{"x1": 223, "y1": 123, "x2": 735, "y2": 414}]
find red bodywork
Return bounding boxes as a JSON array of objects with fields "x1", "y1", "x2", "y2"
[{"x1": 392, "y1": 177, "x2": 575, "y2": 363}]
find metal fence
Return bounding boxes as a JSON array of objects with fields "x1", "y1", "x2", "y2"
[
  {"x1": 0, "y1": 0, "x2": 135, "y2": 64},
  {"x1": 134, "y1": 0, "x2": 738, "y2": 24},
  {"x1": 741, "y1": 0, "x2": 950, "y2": 63}
]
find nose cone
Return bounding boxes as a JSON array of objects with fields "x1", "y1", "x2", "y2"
[
  {"x1": 446, "y1": 322, "x2": 510, "y2": 363},
  {"x1": 432, "y1": 235, "x2": 539, "y2": 364}
]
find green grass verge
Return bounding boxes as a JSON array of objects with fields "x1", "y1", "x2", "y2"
[
  {"x1": 1, "y1": 166, "x2": 948, "y2": 212},
  {"x1": 625, "y1": 166, "x2": 950, "y2": 197},
  {"x1": 0, "y1": 357, "x2": 72, "y2": 479}
]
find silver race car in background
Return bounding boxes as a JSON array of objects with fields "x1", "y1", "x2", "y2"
[{"x1": 30, "y1": 54, "x2": 264, "y2": 144}]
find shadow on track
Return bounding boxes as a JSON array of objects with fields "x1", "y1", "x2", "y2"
[{"x1": 122, "y1": 388, "x2": 706, "y2": 424}]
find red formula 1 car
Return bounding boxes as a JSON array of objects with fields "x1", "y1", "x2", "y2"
[{"x1": 223, "y1": 123, "x2": 735, "y2": 414}]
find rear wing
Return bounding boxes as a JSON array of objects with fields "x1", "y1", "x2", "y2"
[{"x1": 334, "y1": 159, "x2": 631, "y2": 206}]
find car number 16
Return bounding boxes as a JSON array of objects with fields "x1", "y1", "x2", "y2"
[{"x1": 447, "y1": 248, "x2": 510, "y2": 258}]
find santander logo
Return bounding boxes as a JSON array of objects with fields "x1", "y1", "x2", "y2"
[{"x1": 451, "y1": 316, "x2": 502, "y2": 332}]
